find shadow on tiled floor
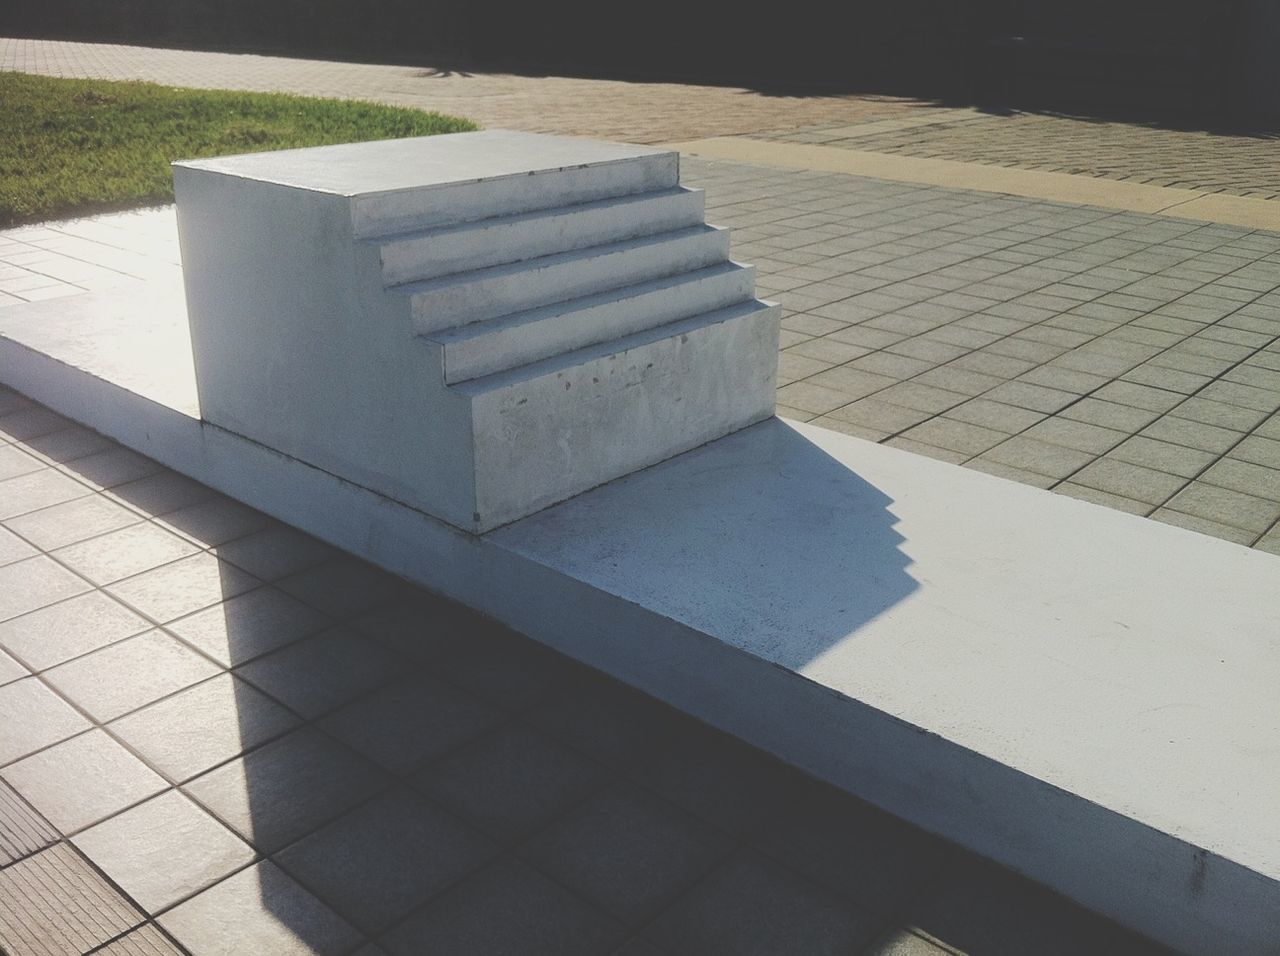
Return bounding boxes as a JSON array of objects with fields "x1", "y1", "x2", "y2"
[{"x1": 0, "y1": 388, "x2": 1180, "y2": 955}]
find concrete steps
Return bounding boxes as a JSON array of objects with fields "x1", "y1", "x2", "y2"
[
  {"x1": 434, "y1": 262, "x2": 756, "y2": 384},
  {"x1": 374, "y1": 186, "x2": 706, "y2": 285},
  {"x1": 397, "y1": 224, "x2": 732, "y2": 333}
]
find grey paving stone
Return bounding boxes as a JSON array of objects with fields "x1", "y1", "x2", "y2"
[
  {"x1": 978, "y1": 436, "x2": 1094, "y2": 480},
  {"x1": 19, "y1": 424, "x2": 114, "y2": 466},
  {"x1": 4, "y1": 493, "x2": 143, "y2": 551},
  {"x1": 1089, "y1": 381, "x2": 1186, "y2": 414},
  {"x1": 808, "y1": 417, "x2": 889, "y2": 442},
  {"x1": 873, "y1": 382, "x2": 966, "y2": 415},
  {"x1": 185, "y1": 727, "x2": 386, "y2": 853},
  {"x1": 349, "y1": 594, "x2": 472, "y2": 665},
  {"x1": 1069, "y1": 458, "x2": 1187, "y2": 505},
  {"x1": 1170, "y1": 397, "x2": 1270, "y2": 432},
  {"x1": 1231, "y1": 435, "x2": 1280, "y2": 469},
  {"x1": 106, "y1": 553, "x2": 261, "y2": 624},
  {"x1": 943, "y1": 399, "x2": 1044, "y2": 434},
  {"x1": 0, "y1": 646, "x2": 27, "y2": 686},
  {"x1": 1149, "y1": 509, "x2": 1257, "y2": 546},
  {"x1": 435, "y1": 625, "x2": 581, "y2": 712},
  {"x1": 906, "y1": 858, "x2": 1171, "y2": 956},
  {"x1": 1257, "y1": 414, "x2": 1280, "y2": 442},
  {"x1": 0, "y1": 556, "x2": 89, "y2": 624},
  {"x1": 1108, "y1": 437, "x2": 1216, "y2": 479},
  {"x1": 646, "y1": 848, "x2": 882, "y2": 956},
  {"x1": 381, "y1": 857, "x2": 626, "y2": 956},
  {"x1": 159, "y1": 861, "x2": 362, "y2": 956},
  {"x1": 52, "y1": 522, "x2": 201, "y2": 586},
  {"x1": 109, "y1": 672, "x2": 300, "y2": 783},
  {"x1": 0, "y1": 591, "x2": 149, "y2": 671},
  {"x1": 912, "y1": 365, "x2": 1005, "y2": 398},
  {"x1": 276, "y1": 787, "x2": 495, "y2": 934},
  {"x1": 847, "y1": 352, "x2": 935, "y2": 380},
  {"x1": 2, "y1": 730, "x2": 166, "y2": 833},
  {"x1": 1019, "y1": 365, "x2": 1111, "y2": 395},
  {"x1": 321, "y1": 670, "x2": 503, "y2": 776},
  {"x1": 0, "y1": 677, "x2": 91, "y2": 767},
  {"x1": 861, "y1": 927, "x2": 956, "y2": 955},
  {"x1": 94, "y1": 923, "x2": 186, "y2": 955},
  {"x1": 1053, "y1": 484, "x2": 1151, "y2": 516},
  {"x1": 528, "y1": 677, "x2": 686, "y2": 772},
  {"x1": 786, "y1": 337, "x2": 872, "y2": 366},
  {"x1": 0, "y1": 469, "x2": 93, "y2": 521},
  {"x1": 0, "y1": 443, "x2": 43, "y2": 481},
  {"x1": 166, "y1": 586, "x2": 330, "y2": 668},
  {"x1": 885, "y1": 438, "x2": 969, "y2": 464},
  {"x1": 43, "y1": 631, "x2": 219, "y2": 723},
  {"x1": 415, "y1": 722, "x2": 603, "y2": 845},
  {"x1": 519, "y1": 784, "x2": 730, "y2": 926},
  {"x1": 982, "y1": 381, "x2": 1078, "y2": 415},
  {"x1": 962, "y1": 458, "x2": 1057, "y2": 489},
  {"x1": 1021, "y1": 417, "x2": 1126, "y2": 455},
  {"x1": 213, "y1": 524, "x2": 336, "y2": 582},
  {"x1": 1139, "y1": 416, "x2": 1245, "y2": 454},
  {"x1": 155, "y1": 497, "x2": 272, "y2": 548},
  {"x1": 1198, "y1": 379, "x2": 1280, "y2": 413},
  {"x1": 60, "y1": 446, "x2": 162, "y2": 491},
  {"x1": 0, "y1": 525, "x2": 36, "y2": 567},
  {"x1": 234, "y1": 628, "x2": 404, "y2": 720},
  {"x1": 826, "y1": 398, "x2": 932, "y2": 433},
  {"x1": 105, "y1": 471, "x2": 216, "y2": 517},
  {"x1": 74, "y1": 790, "x2": 255, "y2": 915},
  {"x1": 1255, "y1": 525, "x2": 1280, "y2": 556},
  {"x1": 1060, "y1": 398, "x2": 1161, "y2": 432},
  {"x1": 828, "y1": 325, "x2": 907, "y2": 351},
  {"x1": 0, "y1": 406, "x2": 75, "y2": 443},
  {"x1": 777, "y1": 351, "x2": 831, "y2": 384},
  {"x1": 0, "y1": 843, "x2": 145, "y2": 956},
  {"x1": 776, "y1": 381, "x2": 860, "y2": 416},
  {"x1": 0, "y1": 779, "x2": 58, "y2": 865},
  {"x1": 1164, "y1": 481, "x2": 1280, "y2": 534},
  {"x1": 1199, "y1": 458, "x2": 1280, "y2": 501},
  {"x1": 807, "y1": 366, "x2": 898, "y2": 400},
  {"x1": 951, "y1": 350, "x2": 1036, "y2": 379}
]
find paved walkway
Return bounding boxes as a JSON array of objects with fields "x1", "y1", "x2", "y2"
[{"x1": 0, "y1": 393, "x2": 1172, "y2": 956}]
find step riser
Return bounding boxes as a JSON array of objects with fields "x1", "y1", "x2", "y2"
[
  {"x1": 379, "y1": 188, "x2": 706, "y2": 286},
  {"x1": 352, "y1": 152, "x2": 680, "y2": 238},
  {"x1": 410, "y1": 227, "x2": 731, "y2": 333},
  {"x1": 440, "y1": 265, "x2": 756, "y2": 384},
  {"x1": 468, "y1": 302, "x2": 780, "y2": 531}
]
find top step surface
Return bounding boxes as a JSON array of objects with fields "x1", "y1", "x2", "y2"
[{"x1": 173, "y1": 131, "x2": 679, "y2": 237}]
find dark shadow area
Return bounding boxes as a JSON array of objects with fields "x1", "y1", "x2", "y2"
[{"x1": 4, "y1": 0, "x2": 1278, "y2": 126}]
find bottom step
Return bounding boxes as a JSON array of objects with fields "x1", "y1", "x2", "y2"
[{"x1": 459, "y1": 299, "x2": 781, "y2": 530}]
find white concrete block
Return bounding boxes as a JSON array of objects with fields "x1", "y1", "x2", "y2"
[{"x1": 173, "y1": 131, "x2": 777, "y2": 533}]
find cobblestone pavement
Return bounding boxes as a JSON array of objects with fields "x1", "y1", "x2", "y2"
[
  {"x1": 757, "y1": 109, "x2": 1280, "y2": 199},
  {"x1": 2, "y1": 157, "x2": 1279, "y2": 553},
  {"x1": 0, "y1": 396, "x2": 1174, "y2": 956},
  {"x1": 0, "y1": 37, "x2": 919, "y2": 144}
]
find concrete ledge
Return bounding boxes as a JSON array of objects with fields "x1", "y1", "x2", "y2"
[
  {"x1": 3, "y1": 294, "x2": 1278, "y2": 955},
  {"x1": 665, "y1": 137, "x2": 1280, "y2": 231}
]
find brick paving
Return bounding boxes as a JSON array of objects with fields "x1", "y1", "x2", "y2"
[
  {"x1": 0, "y1": 37, "x2": 919, "y2": 145},
  {"x1": 0, "y1": 395, "x2": 1174, "y2": 956},
  {"x1": 758, "y1": 110, "x2": 1280, "y2": 200}
]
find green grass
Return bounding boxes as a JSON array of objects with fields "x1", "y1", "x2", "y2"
[{"x1": 0, "y1": 71, "x2": 477, "y2": 227}]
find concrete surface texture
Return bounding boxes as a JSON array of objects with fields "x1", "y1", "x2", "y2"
[
  {"x1": 0, "y1": 389, "x2": 1177, "y2": 956},
  {"x1": 174, "y1": 132, "x2": 777, "y2": 532},
  {"x1": 2, "y1": 193, "x2": 1279, "y2": 954}
]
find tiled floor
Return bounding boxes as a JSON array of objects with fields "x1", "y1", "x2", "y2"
[
  {"x1": 0, "y1": 389, "x2": 1175, "y2": 955},
  {"x1": 4, "y1": 159, "x2": 1278, "y2": 552}
]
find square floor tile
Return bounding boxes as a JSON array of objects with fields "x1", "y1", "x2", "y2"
[
  {"x1": 104, "y1": 471, "x2": 216, "y2": 517},
  {"x1": 155, "y1": 497, "x2": 272, "y2": 548},
  {"x1": 0, "y1": 443, "x2": 43, "y2": 480},
  {"x1": 109, "y1": 672, "x2": 300, "y2": 783},
  {"x1": 5, "y1": 493, "x2": 143, "y2": 551},
  {"x1": 381, "y1": 857, "x2": 625, "y2": 956},
  {"x1": 73, "y1": 790, "x2": 255, "y2": 914},
  {"x1": 235, "y1": 628, "x2": 404, "y2": 720},
  {"x1": 320, "y1": 672, "x2": 502, "y2": 775},
  {"x1": 214, "y1": 525, "x2": 335, "y2": 582},
  {"x1": 435, "y1": 626, "x2": 581, "y2": 713},
  {"x1": 167, "y1": 586, "x2": 330, "y2": 668},
  {"x1": 94, "y1": 924, "x2": 185, "y2": 955},
  {"x1": 53, "y1": 522, "x2": 202, "y2": 586},
  {"x1": 106, "y1": 553, "x2": 261, "y2": 624},
  {"x1": 0, "y1": 591, "x2": 149, "y2": 671},
  {"x1": 518, "y1": 785, "x2": 730, "y2": 926},
  {"x1": 159, "y1": 860, "x2": 361, "y2": 956},
  {"x1": 646, "y1": 849, "x2": 882, "y2": 956},
  {"x1": 18, "y1": 423, "x2": 114, "y2": 465},
  {"x1": 0, "y1": 778, "x2": 59, "y2": 864},
  {"x1": 0, "y1": 469, "x2": 91, "y2": 521},
  {"x1": 185, "y1": 727, "x2": 387, "y2": 853},
  {"x1": 414, "y1": 722, "x2": 604, "y2": 844},
  {"x1": 43, "y1": 630, "x2": 220, "y2": 722},
  {"x1": 527, "y1": 677, "x2": 685, "y2": 772},
  {"x1": 60, "y1": 446, "x2": 162, "y2": 490},
  {"x1": 0, "y1": 646, "x2": 26, "y2": 686},
  {"x1": 0, "y1": 676, "x2": 91, "y2": 766},
  {"x1": 2, "y1": 728, "x2": 166, "y2": 832},
  {"x1": 276, "y1": 787, "x2": 495, "y2": 934},
  {"x1": 276, "y1": 558, "x2": 404, "y2": 620},
  {"x1": 0, "y1": 524, "x2": 37, "y2": 566},
  {"x1": 0, "y1": 555, "x2": 90, "y2": 623}
]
